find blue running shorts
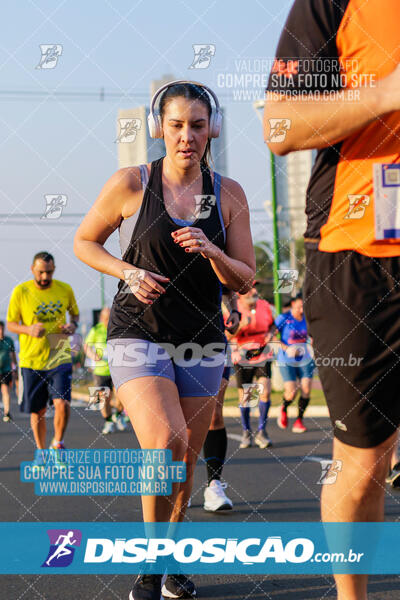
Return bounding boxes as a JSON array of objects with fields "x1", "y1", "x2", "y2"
[{"x1": 107, "y1": 338, "x2": 226, "y2": 397}]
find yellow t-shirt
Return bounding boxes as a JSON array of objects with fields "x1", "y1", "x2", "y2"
[
  {"x1": 6, "y1": 279, "x2": 79, "y2": 371},
  {"x1": 84, "y1": 322, "x2": 110, "y2": 376}
]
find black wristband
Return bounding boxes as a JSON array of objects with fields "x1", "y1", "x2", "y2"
[
  {"x1": 230, "y1": 309, "x2": 242, "y2": 319},
  {"x1": 71, "y1": 320, "x2": 79, "y2": 329}
]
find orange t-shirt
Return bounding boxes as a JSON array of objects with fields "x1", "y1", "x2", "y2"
[{"x1": 267, "y1": 0, "x2": 400, "y2": 257}]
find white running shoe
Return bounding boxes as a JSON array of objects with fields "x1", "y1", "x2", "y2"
[
  {"x1": 112, "y1": 412, "x2": 127, "y2": 432},
  {"x1": 203, "y1": 479, "x2": 233, "y2": 512},
  {"x1": 102, "y1": 420, "x2": 115, "y2": 434}
]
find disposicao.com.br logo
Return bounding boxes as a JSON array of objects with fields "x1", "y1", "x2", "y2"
[
  {"x1": 0, "y1": 522, "x2": 386, "y2": 575},
  {"x1": 42, "y1": 529, "x2": 82, "y2": 567},
  {"x1": 84, "y1": 536, "x2": 315, "y2": 565}
]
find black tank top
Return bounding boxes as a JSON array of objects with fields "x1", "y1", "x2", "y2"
[{"x1": 108, "y1": 157, "x2": 226, "y2": 347}]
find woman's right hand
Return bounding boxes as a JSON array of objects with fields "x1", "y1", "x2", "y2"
[{"x1": 121, "y1": 266, "x2": 170, "y2": 305}]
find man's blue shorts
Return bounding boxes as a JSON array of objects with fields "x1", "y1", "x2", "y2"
[
  {"x1": 19, "y1": 363, "x2": 72, "y2": 414},
  {"x1": 279, "y1": 360, "x2": 315, "y2": 383}
]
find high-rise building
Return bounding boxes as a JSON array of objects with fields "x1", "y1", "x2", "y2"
[
  {"x1": 274, "y1": 150, "x2": 314, "y2": 242},
  {"x1": 117, "y1": 77, "x2": 227, "y2": 174},
  {"x1": 150, "y1": 74, "x2": 176, "y2": 98},
  {"x1": 116, "y1": 105, "x2": 165, "y2": 168}
]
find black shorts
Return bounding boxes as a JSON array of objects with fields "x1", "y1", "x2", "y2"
[
  {"x1": 0, "y1": 371, "x2": 13, "y2": 386},
  {"x1": 222, "y1": 366, "x2": 231, "y2": 381},
  {"x1": 304, "y1": 248, "x2": 400, "y2": 448},
  {"x1": 93, "y1": 374, "x2": 113, "y2": 389},
  {"x1": 234, "y1": 361, "x2": 272, "y2": 388},
  {"x1": 19, "y1": 363, "x2": 72, "y2": 414}
]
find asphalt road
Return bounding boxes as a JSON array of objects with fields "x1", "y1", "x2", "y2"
[{"x1": 1, "y1": 399, "x2": 399, "y2": 599}]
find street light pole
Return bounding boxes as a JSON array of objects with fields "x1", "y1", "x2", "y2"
[
  {"x1": 253, "y1": 100, "x2": 282, "y2": 316},
  {"x1": 100, "y1": 272, "x2": 105, "y2": 308},
  {"x1": 270, "y1": 150, "x2": 282, "y2": 315}
]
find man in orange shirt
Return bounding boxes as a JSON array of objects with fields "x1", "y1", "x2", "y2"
[
  {"x1": 229, "y1": 285, "x2": 275, "y2": 449},
  {"x1": 265, "y1": 2, "x2": 400, "y2": 598}
]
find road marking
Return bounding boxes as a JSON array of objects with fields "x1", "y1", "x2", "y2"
[{"x1": 227, "y1": 433, "x2": 244, "y2": 442}]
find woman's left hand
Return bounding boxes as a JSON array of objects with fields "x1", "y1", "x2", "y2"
[{"x1": 171, "y1": 227, "x2": 219, "y2": 260}]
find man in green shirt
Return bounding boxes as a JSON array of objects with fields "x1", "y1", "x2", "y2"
[
  {"x1": 0, "y1": 321, "x2": 17, "y2": 422},
  {"x1": 84, "y1": 307, "x2": 126, "y2": 434}
]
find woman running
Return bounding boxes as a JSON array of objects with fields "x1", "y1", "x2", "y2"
[
  {"x1": 230, "y1": 285, "x2": 275, "y2": 449},
  {"x1": 74, "y1": 80, "x2": 255, "y2": 600},
  {"x1": 275, "y1": 294, "x2": 315, "y2": 433}
]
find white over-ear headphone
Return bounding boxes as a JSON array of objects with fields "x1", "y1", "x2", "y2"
[{"x1": 147, "y1": 79, "x2": 222, "y2": 139}]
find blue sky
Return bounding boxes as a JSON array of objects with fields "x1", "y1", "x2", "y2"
[{"x1": 0, "y1": 0, "x2": 294, "y2": 317}]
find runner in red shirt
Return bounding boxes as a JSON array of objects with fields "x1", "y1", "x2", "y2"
[{"x1": 229, "y1": 284, "x2": 275, "y2": 449}]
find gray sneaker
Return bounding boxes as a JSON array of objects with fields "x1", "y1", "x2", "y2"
[
  {"x1": 254, "y1": 429, "x2": 272, "y2": 449},
  {"x1": 386, "y1": 462, "x2": 400, "y2": 488},
  {"x1": 239, "y1": 429, "x2": 252, "y2": 448}
]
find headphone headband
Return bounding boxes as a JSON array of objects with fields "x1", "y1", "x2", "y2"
[
  {"x1": 147, "y1": 79, "x2": 222, "y2": 139},
  {"x1": 149, "y1": 79, "x2": 220, "y2": 115}
]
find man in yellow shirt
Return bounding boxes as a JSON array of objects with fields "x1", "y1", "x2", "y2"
[{"x1": 7, "y1": 252, "x2": 79, "y2": 460}]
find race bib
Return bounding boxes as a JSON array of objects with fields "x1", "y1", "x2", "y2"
[{"x1": 374, "y1": 163, "x2": 400, "y2": 240}]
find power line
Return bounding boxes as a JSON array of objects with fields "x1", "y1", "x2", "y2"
[
  {"x1": 0, "y1": 87, "x2": 236, "y2": 102},
  {"x1": 0, "y1": 213, "x2": 85, "y2": 217}
]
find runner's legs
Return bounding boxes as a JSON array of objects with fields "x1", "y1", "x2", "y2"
[
  {"x1": 299, "y1": 376, "x2": 312, "y2": 398},
  {"x1": 171, "y1": 393, "x2": 216, "y2": 522},
  {"x1": 283, "y1": 379, "x2": 297, "y2": 403},
  {"x1": 322, "y1": 431, "x2": 397, "y2": 600},
  {"x1": 1, "y1": 381, "x2": 11, "y2": 415},
  {"x1": 31, "y1": 407, "x2": 47, "y2": 449},
  {"x1": 52, "y1": 397, "x2": 70, "y2": 441},
  {"x1": 117, "y1": 375, "x2": 189, "y2": 522},
  {"x1": 209, "y1": 376, "x2": 228, "y2": 430}
]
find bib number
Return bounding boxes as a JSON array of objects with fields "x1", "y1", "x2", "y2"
[{"x1": 374, "y1": 163, "x2": 400, "y2": 240}]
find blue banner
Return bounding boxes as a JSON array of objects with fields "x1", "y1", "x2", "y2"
[
  {"x1": 20, "y1": 449, "x2": 186, "y2": 496},
  {"x1": 0, "y1": 522, "x2": 398, "y2": 574}
]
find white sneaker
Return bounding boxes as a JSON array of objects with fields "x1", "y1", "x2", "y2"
[
  {"x1": 102, "y1": 420, "x2": 115, "y2": 434},
  {"x1": 112, "y1": 412, "x2": 127, "y2": 432},
  {"x1": 203, "y1": 479, "x2": 233, "y2": 512}
]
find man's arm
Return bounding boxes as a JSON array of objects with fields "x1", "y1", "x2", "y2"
[
  {"x1": 263, "y1": 0, "x2": 400, "y2": 155},
  {"x1": 265, "y1": 323, "x2": 277, "y2": 344},
  {"x1": 7, "y1": 322, "x2": 28, "y2": 335},
  {"x1": 83, "y1": 335, "x2": 102, "y2": 363},
  {"x1": 10, "y1": 350, "x2": 17, "y2": 366},
  {"x1": 60, "y1": 312, "x2": 79, "y2": 335},
  {"x1": 222, "y1": 290, "x2": 241, "y2": 335},
  {"x1": 83, "y1": 343, "x2": 99, "y2": 362},
  {"x1": 10, "y1": 349, "x2": 18, "y2": 381},
  {"x1": 221, "y1": 290, "x2": 238, "y2": 314},
  {"x1": 264, "y1": 71, "x2": 397, "y2": 155},
  {"x1": 7, "y1": 322, "x2": 45, "y2": 337},
  {"x1": 7, "y1": 286, "x2": 45, "y2": 337},
  {"x1": 60, "y1": 286, "x2": 80, "y2": 334}
]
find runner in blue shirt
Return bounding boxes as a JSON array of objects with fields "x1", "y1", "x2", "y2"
[{"x1": 274, "y1": 294, "x2": 314, "y2": 433}]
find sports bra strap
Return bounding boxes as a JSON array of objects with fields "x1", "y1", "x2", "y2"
[
  {"x1": 213, "y1": 172, "x2": 225, "y2": 244},
  {"x1": 139, "y1": 164, "x2": 149, "y2": 190}
]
